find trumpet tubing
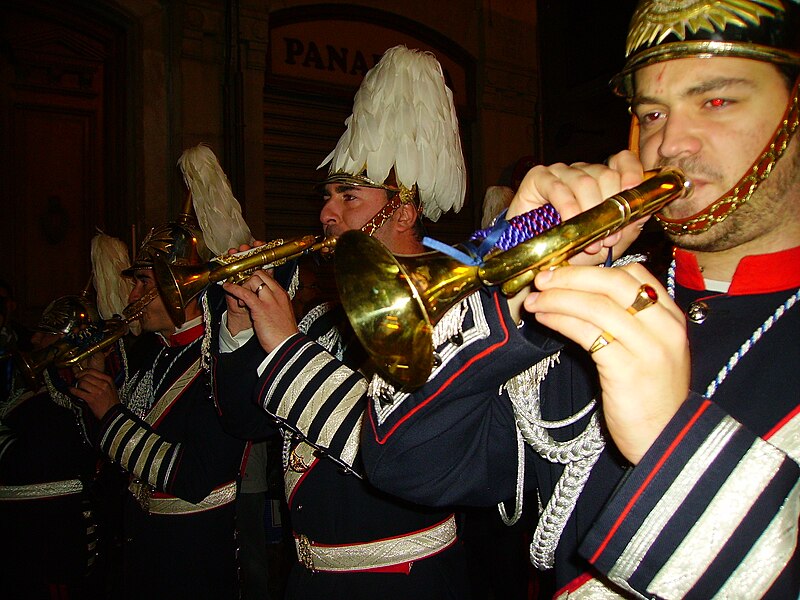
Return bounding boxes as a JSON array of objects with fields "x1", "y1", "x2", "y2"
[
  {"x1": 14, "y1": 318, "x2": 130, "y2": 389},
  {"x1": 54, "y1": 319, "x2": 130, "y2": 369},
  {"x1": 14, "y1": 342, "x2": 71, "y2": 390},
  {"x1": 13, "y1": 289, "x2": 156, "y2": 390},
  {"x1": 154, "y1": 235, "x2": 337, "y2": 326},
  {"x1": 335, "y1": 168, "x2": 692, "y2": 390}
]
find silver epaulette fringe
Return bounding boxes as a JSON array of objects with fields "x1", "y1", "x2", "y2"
[
  {"x1": 503, "y1": 351, "x2": 606, "y2": 570},
  {"x1": 299, "y1": 302, "x2": 344, "y2": 361},
  {"x1": 431, "y1": 301, "x2": 467, "y2": 348},
  {"x1": 367, "y1": 299, "x2": 468, "y2": 409}
]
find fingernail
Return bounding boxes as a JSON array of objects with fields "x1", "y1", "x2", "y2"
[{"x1": 536, "y1": 270, "x2": 553, "y2": 285}]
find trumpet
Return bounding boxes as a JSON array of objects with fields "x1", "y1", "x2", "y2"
[
  {"x1": 14, "y1": 289, "x2": 156, "y2": 389},
  {"x1": 154, "y1": 235, "x2": 337, "y2": 326},
  {"x1": 335, "y1": 167, "x2": 692, "y2": 390}
]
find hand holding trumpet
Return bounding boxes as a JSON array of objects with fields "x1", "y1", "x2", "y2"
[
  {"x1": 508, "y1": 150, "x2": 647, "y2": 262},
  {"x1": 510, "y1": 153, "x2": 691, "y2": 464},
  {"x1": 70, "y1": 351, "x2": 121, "y2": 420},
  {"x1": 222, "y1": 243, "x2": 299, "y2": 354},
  {"x1": 526, "y1": 263, "x2": 689, "y2": 465}
]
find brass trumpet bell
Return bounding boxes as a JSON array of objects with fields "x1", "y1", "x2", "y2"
[
  {"x1": 336, "y1": 168, "x2": 692, "y2": 390},
  {"x1": 336, "y1": 235, "x2": 480, "y2": 390},
  {"x1": 153, "y1": 261, "x2": 214, "y2": 328},
  {"x1": 14, "y1": 342, "x2": 70, "y2": 390},
  {"x1": 13, "y1": 287, "x2": 158, "y2": 390}
]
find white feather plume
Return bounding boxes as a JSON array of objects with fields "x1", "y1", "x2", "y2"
[
  {"x1": 319, "y1": 45, "x2": 466, "y2": 221},
  {"x1": 178, "y1": 144, "x2": 254, "y2": 255},
  {"x1": 91, "y1": 231, "x2": 134, "y2": 320}
]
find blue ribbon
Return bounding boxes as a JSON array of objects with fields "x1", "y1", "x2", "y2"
[
  {"x1": 422, "y1": 236, "x2": 481, "y2": 265},
  {"x1": 423, "y1": 209, "x2": 513, "y2": 266}
]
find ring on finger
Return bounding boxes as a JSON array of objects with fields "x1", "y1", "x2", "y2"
[
  {"x1": 255, "y1": 282, "x2": 267, "y2": 295},
  {"x1": 589, "y1": 331, "x2": 615, "y2": 354},
  {"x1": 627, "y1": 284, "x2": 658, "y2": 316}
]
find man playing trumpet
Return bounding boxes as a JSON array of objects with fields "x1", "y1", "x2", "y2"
[
  {"x1": 214, "y1": 45, "x2": 471, "y2": 599},
  {"x1": 358, "y1": 1, "x2": 800, "y2": 598},
  {"x1": 71, "y1": 145, "x2": 250, "y2": 600},
  {"x1": 0, "y1": 233, "x2": 132, "y2": 599}
]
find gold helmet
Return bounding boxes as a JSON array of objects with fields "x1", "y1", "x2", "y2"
[
  {"x1": 612, "y1": 0, "x2": 800, "y2": 236},
  {"x1": 612, "y1": 0, "x2": 800, "y2": 99},
  {"x1": 123, "y1": 210, "x2": 209, "y2": 277}
]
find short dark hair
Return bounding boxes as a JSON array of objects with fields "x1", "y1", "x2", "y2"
[{"x1": 776, "y1": 64, "x2": 800, "y2": 91}]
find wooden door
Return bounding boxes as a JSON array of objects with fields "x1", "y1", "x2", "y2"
[{"x1": 1, "y1": 3, "x2": 128, "y2": 327}]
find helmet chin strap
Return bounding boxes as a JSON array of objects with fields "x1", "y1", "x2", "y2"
[
  {"x1": 654, "y1": 76, "x2": 800, "y2": 235},
  {"x1": 358, "y1": 185, "x2": 418, "y2": 237},
  {"x1": 359, "y1": 195, "x2": 405, "y2": 237}
]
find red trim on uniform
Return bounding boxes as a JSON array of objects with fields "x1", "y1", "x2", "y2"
[
  {"x1": 355, "y1": 562, "x2": 412, "y2": 574},
  {"x1": 257, "y1": 335, "x2": 308, "y2": 402},
  {"x1": 169, "y1": 322, "x2": 205, "y2": 346},
  {"x1": 48, "y1": 583, "x2": 70, "y2": 599},
  {"x1": 341, "y1": 538, "x2": 456, "y2": 574},
  {"x1": 729, "y1": 246, "x2": 800, "y2": 294},
  {"x1": 764, "y1": 403, "x2": 800, "y2": 441},
  {"x1": 589, "y1": 399, "x2": 712, "y2": 564},
  {"x1": 368, "y1": 293, "x2": 511, "y2": 444},
  {"x1": 555, "y1": 572, "x2": 595, "y2": 598},
  {"x1": 673, "y1": 249, "x2": 706, "y2": 290},
  {"x1": 287, "y1": 458, "x2": 318, "y2": 509},
  {"x1": 675, "y1": 246, "x2": 800, "y2": 294}
]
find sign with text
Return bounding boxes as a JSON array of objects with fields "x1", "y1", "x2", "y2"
[{"x1": 269, "y1": 19, "x2": 468, "y2": 109}]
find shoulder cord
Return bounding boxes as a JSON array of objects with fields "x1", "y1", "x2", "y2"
[
  {"x1": 123, "y1": 337, "x2": 200, "y2": 419},
  {"x1": 281, "y1": 430, "x2": 293, "y2": 471},
  {"x1": 200, "y1": 292, "x2": 213, "y2": 377},
  {"x1": 502, "y1": 350, "x2": 606, "y2": 570},
  {"x1": 299, "y1": 301, "x2": 344, "y2": 361},
  {"x1": 44, "y1": 370, "x2": 93, "y2": 445},
  {"x1": 501, "y1": 255, "x2": 648, "y2": 570}
]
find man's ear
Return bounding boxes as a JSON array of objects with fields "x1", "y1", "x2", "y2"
[{"x1": 393, "y1": 202, "x2": 419, "y2": 232}]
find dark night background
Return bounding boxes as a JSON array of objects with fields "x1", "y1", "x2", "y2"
[{"x1": 538, "y1": 0, "x2": 640, "y2": 165}]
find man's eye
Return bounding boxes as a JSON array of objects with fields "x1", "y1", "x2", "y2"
[
  {"x1": 706, "y1": 98, "x2": 728, "y2": 108},
  {"x1": 638, "y1": 110, "x2": 665, "y2": 124}
]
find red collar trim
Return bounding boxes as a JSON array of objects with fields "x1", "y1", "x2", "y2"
[
  {"x1": 674, "y1": 246, "x2": 800, "y2": 294},
  {"x1": 168, "y1": 322, "x2": 205, "y2": 347}
]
